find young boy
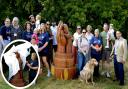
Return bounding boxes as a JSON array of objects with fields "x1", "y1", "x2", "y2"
[
  {"x1": 31, "y1": 37, "x2": 38, "y2": 52},
  {"x1": 27, "y1": 52, "x2": 38, "y2": 83}
]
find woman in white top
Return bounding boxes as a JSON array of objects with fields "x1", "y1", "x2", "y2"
[
  {"x1": 85, "y1": 25, "x2": 94, "y2": 44},
  {"x1": 35, "y1": 14, "x2": 41, "y2": 30},
  {"x1": 85, "y1": 25, "x2": 94, "y2": 60},
  {"x1": 72, "y1": 25, "x2": 81, "y2": 64},
  {"x1": 77, "y1": 29, "x2": 89, "y2": 75}
]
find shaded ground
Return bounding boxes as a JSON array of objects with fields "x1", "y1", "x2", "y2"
[{"x1": 0, "y1": 60, "x2": 128, "y2": 89}]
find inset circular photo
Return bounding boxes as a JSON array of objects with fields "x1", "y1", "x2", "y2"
[{"x1": 0, "y1": 39, "x2": 40, "y2": 89}]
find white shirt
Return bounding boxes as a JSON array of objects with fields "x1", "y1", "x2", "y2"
[
  {"x1": 35, "y1": 20, "x2": 40, "y2": 29},
  {"x1": 3, "y1": 43, "x2": 31, "y2": 80},
  {"x1": 114, "y1": 39, "x2": 120, "y2": 55},
  {"x1": 73, "y1": 32, "x2": 81, "y2": 47},
  {"x1": 51, "y1": 26, "x2": 58, "y2": 45},
  {"x1": 85, "y1": 32, "x2": 94, "y2": 44},
  {"x1": 32, "y1": 44, "x2": 38, "y2": 52},
  {"x1": 108, "y1": 28, "x2": 115, "y2": 40},
  {"x1": 77, "y1": 36, "x2": 89, "y2": 53}
]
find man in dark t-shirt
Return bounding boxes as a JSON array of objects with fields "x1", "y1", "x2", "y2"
[{"x1": 0, "y1": 18, "x2": 11, "y2": 55}]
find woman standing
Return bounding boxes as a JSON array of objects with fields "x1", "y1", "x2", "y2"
[
  {"x1": 77, "y1": 29, "x2": 89, "y2": 75},
  {"x1": 22, "y1": 21, "x2": 33, "y2": 42},
  {"x1": 10, "y1": 17, "x2": 23, "y2": 41},
  {"x1": 90, "y1": 29, "x2": 102, "y2": 76},
  {"x1": 29, "y1": 15, "x2": 36, "y2": 31},
  {"x1": 72, "y1": 26, "x2": 81, "y2": 64},
  {"x1": 35, "y1": 15, "x2": 41, "y2": 30},
  {"x1": 85, "y1": 25, "x2": 94, "y2": 61},
  {"x1": 46, "y1": 21, "x2": 53, "y2": 65},
  {"x1": 38, "y1": 23, "x2": 51, "y2": 77}
]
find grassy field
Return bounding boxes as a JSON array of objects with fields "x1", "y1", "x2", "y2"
[{"x1": 0, "y1": 60, "x2": 128, "y2": 89}]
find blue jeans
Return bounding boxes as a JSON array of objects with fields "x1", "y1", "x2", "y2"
[
  {"x1": 0, "y1": 40, "x2": 10, "y2": 56},
  {"x1": 114, "y1": 55, "x2": 124, "y2": 84},
  {"x1": 77, "y1": 51, "x2": 87, "y2": 75}
]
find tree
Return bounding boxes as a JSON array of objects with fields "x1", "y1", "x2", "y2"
[{"x1": 0, "y1": 0, "x2": 128, "y2": 39}]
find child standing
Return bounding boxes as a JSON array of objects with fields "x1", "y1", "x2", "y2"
[
  {"x1": 27, "y1": 52, "x2": 38, "y2": 83},
  {"x1": 31, "y1": 37, "x2": 38, "y2": 52}
]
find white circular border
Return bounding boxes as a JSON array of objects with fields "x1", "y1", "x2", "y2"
[{"x1": 0, "y1": 39, "x2": 40, "y2": 89}]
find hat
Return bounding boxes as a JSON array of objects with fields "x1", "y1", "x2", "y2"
[{"x1": 77, "y1": 25, "x2": 81, "y2": 29}]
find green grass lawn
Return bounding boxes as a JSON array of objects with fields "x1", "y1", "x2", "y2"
[{"x1": 0, "y1": 60, "x2": 128, "y2": 89}]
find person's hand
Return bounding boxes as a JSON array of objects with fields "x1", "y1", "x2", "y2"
[
  {"x1": 26, "y1": 61, "x2": 28, "y2": 64},
  {"x1": 83, "y1": 52, "x2": 86, "y2": 56},
  {"x1": 120, "y1": 60, "x2": 125, "y2": 64},
  {"x1": 38, "y1": 47, "x2": 44, "y2": 52},
  {"x1": 27, "y1": 63, "x2": 31, "y2": 68},
  {"x1": 95, "y1": 48, "x2": 99, "y2": 52},
  {"x1": 99, "y1": 47, "x2": 102, "y2": 51}
]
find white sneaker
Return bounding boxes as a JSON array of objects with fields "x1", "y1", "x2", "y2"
[
  {"x1": 47, "y1": 72, "x2": 51, "y2": 77},
  {"x1": 106, "y1": 72, "x2": 111, "y2": 78}
]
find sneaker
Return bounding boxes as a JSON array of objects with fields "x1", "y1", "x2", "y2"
[
  {"x1": 106, "y1": 72, "x2": 111, "y2": 78},
  {"x1": 47, "y1": 72, "x2": 51, "y2": 77}
]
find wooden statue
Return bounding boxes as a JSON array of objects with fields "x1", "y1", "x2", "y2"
[
  {"x1": 56, "y1": 21, "x2": 72, "y2": 53},
  {"x1": 52, "y1": 21, "x2": 76, "y2": 80}
]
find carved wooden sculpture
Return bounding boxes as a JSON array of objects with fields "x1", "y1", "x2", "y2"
[{"x1": 52, "y1": 22, "x2": 76, "y2": 80}]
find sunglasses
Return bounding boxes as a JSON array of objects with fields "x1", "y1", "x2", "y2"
[
  {"x1": 82, "y1": 32, "x2": 86, "y2": 33},
  {"x1": 47, "y1": 24, "x2": 50, "y2": 25}
]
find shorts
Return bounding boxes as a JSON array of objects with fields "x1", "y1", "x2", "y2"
[
  {"x1": 102, "y1": 48, "x2": 111, "y2": 62},
  {"x1": 39, "y1": 51, "x2": 48, "y2": 57}
]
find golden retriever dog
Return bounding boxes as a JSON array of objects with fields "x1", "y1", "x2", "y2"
[{"x1": 79, "y1": 58, "x2": 98, "y2": 85}]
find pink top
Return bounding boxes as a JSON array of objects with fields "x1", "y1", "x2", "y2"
[{"x1": 32, "y1": 33, "x2": 39, "y2": 44}]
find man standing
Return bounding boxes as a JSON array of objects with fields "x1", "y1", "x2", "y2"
[
  {"x1": 51, "y1": 22, "x2": 58, "y2": 52},
  {"x1": 112, "y1": 31, "x2": 127, "y2": 85},
  {"x1": 100, "y1": 23, "x2": 114, "y2": 77},
  {"x1": 0, "y1": 18, "x2": 11, "y2": 55}
]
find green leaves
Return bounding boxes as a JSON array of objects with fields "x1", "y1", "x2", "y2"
[{"x1": 0, "y1": 0, "x2": 128, "y2": 39}]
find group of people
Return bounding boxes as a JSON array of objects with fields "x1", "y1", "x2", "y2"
[
  {"x1": 73, "y1": 23, "x2": 127, "y2": 86},
  {"x1": 0, "y1": 15, "x2": 58, "y2": 78},
  {"x1": 0, "y1": 14, "x2": 127, "y2": 86}
]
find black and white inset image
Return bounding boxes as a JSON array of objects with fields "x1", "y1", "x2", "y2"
[{"x1": 0, "y1": 40, "x2": 40, "y2": 89}]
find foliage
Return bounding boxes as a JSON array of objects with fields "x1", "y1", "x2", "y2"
[{"x1": 0, "y1": 0, "x2": 128, "y2": 38}]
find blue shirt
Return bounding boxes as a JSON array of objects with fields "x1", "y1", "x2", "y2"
[
  {"x1": 38, "y1": 32, "x2": 49, "y2": 53},
  {"x1": 0, "y1": 25, "x2": 11, "y2": 40},
  {"x1": 29, "y1": 59, "x2": 38, "y2": 77},
  {"x1": 91, "y1": 36, "x2": 102, "y2": 54},
  {"x1": 22, "y1": 31, "x2": 33, "y2": 42}
]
